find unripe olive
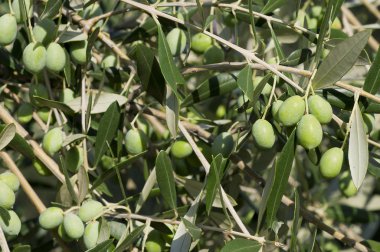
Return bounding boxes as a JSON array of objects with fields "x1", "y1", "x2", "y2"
[
  {"x1": 59, "y1": 88, "x2": 75, "y2": 103},
  {"x1": 216, "y1": 105, "x2": 226, "y2": 119},
  {"x1": 166, "y1": 28, "x2": 187, "y2": 56},
  {"x1": 101, "y1": 54, "x2": 117, "y2": 68},
  {"x1": 319, "y1": 147, "x2": 343, "y2": 179},
  {"x1": 33, "y1": 159, "x2": 52, "y2": 176},
  {"x1": 296, "y1": 114, "x2": 323, "y2": 150},
  {"x1": 191, "y1": 33, "x2": 212, "y2": 53},
  {"x1": 39, "y1": 207, "x2": 64, "y2": 229},
  {"x1": 146, "y1": 230, "x2": 165, "y2": 252},
  {"x1": 339, "y1": 171, "x2": 358, "y2": 197},
  {"x1": 29, "y1": 84, "x2": 49, "y2": 106},
  {"x1": 33, "y1": 19, "x2": 56, "y2": 45},
  {"x1": 22, "y1": 42, "x2": 47, "y2": 74},
  {"x1": 0, "y1": 171, "x2": 20, "y2": 192},
  {"x1": 64, "y1": 146, "x2": 83, "y2": 173},
  {"x1": 37, "y1": 108, "x2": 51, "y2": 123},
  {"x1": 323, "y1": 241, "x2": 340, "y2": 252},
  {"x1": 203, "y1": 45, "x2": 225, "y2": 64},
  {"x1": 222, "y1": 12, "x2": 238, "y2": 27},
  {"x1": 311, "y1": 6, "x2": 322, "y2": 18},
  {"x1": 42, "y1": 128, "x2": 64, "y2": 156},
  {"x1": 212, "y1": 132, "x2": 234, "y2": 158},
  {"x1": 63, "y1": 213, "x2": 84, "y2": 239},
  {"x1": 278, "y1": 95, "x2": 305, "y2": 126},
  {"x1": 78, "y1": 200, "x2": 103, "y2": 223},
  {"x1": 16, "y1": 103, "x2": 33, "y2": 124},
  {"x1": 271, "y1": 100, "x2": 283, "y2": 122},
  {"x1": 331, "y1": 18, "x2": 342, "y2": 30},
  {"x1": 363, "y1": 113, "x2": 375, "y2": 134},
  {"x1": 308, "y1": 18, "x2": 318, "y2": 30},
  {"x1": 0, "y1": 210, "x2": 21, "y2": 236},
  {"x1": 109, "y1": 221, "x2": 127, "y2": 240},
  {"x1": 83, "y1": 221, "x2": 99, "y2": 249},
  {"x1": 46, "y1": 42, "x2": 66, "y2": 72},
  {"x1": 101, "y1": 155, "x2": 114, "y2": 170},
  {"x1": 70, "y1": 40, "x2": 88, "y2": 65},
  {"x1": 171, "y1": 140, "x2": 193, "y2": 159},
  {"x1": 251, "y1": 119, "x2": 276, "y2": 149},
  {"x1": 308, "y1": 95, "x2": 332, "y2": 124},
  {"x1": 125, "y1": 128, "x2": 148, "y2": 154},
  {"x1": 0, "y1": 14, "x2": 17, "y2": 46},
  {"x1": 253, "y1": 76, "x2": 272, "y2": 96},
  {"x1": 0, "y1": 181, "x2": 15, "y2": 209},
  {"x1": 12, "y1": 0, "x2": 32, "y2": 23},
  {"x1": 58, "y1": 223, "x2": 73, "y2": 242}
]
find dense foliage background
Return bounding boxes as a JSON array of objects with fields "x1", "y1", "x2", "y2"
[{"x1": 1, "y1": 0, "x2": 380, "y2": 251}]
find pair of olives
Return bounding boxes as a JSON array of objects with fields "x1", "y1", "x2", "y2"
[
  {"x1": 39, "y1": 199, "x2": 104, "y2": 249},
  {"x1": 0, "y1": 171, "x2": 22, "y2": 237}
]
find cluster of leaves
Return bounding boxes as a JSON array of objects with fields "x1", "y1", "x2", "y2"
[{"x1": 1, "y1": 0, "x2": 380, "y2": 251}]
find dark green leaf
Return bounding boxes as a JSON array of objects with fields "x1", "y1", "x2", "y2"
[
  {"x1": 261, "y1": 0, "x2": 286, "y2": 14},
  {"x1": 280, "y1": 48, "x2": 312, "y2": 66},
  {"x1": 33, "y1": 96, "x2": 75, "y2": 115},
  {"x1": 85, "y1": 239, "x2": 114, "y2": 252},
  {"x1": 363, "y1": 48, "x2": 380, "y2": 95},
  {"x1": 94, "y1": 102, "x2": 120, "y2": 166},
  {"x1": 313, "y1": 30, "x2": 372, "y2": 89},
  {"x1": 156, "y1": 151, "x2": 177, "y2": 210},
  {"x1": 237, "y1": 65, "x2": 254, "y2": 101},
  {"x1": 62, "y1": 134, "x2": 87, "y2": 147},
  {"x1": 0, "y1": 206, "x2": 10, "y2": 226},
  {"x1": 60, "y1": 157, "x2": 78, "y2": 204},
  {"x1": 12, "y1": 245, "x2": 31, "y2": 252},
  {"x1": 0, "y1": 123, "x2": 16, "y2": 151},
  {"x1": 41, "y1": 0, "x2": 62, "y2": 19},
  {"x1": 77, "y1": 166, "x2": 89, "y2": 203},
  {"x1": 114, "y1": 224, "x2": 146, "y2": 252},
  {"x1": 0, "y1": 125, "x2": 33, "y2": 159},
  {"x1": 166, "y1": 85, "x2": 179, "y2": 138},
  {"x1": 181, "y1": 218, "x2": 201, "y2": 240},
  {"x1": 221, "y1": 238, "x2": 262, "y2": 252}
]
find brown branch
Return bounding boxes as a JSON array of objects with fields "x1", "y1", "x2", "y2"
[{"x1": 360, "y1": 0, "x2": 380, "y2": 21}]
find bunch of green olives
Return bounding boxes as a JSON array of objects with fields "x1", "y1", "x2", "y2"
[{"x1": 0, "y1": 171, "x2": 22, "y2": 237}]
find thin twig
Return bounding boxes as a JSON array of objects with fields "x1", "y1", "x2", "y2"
[
  {"x1": 360, "y1": 0, "x2": 380, "y2": 21},
  {"x1": 0, "y1": 226, "x2": 10, "y2": 252}
]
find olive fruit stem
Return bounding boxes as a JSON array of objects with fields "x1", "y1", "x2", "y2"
[
  {"x1": 341, "y1": 92, "x2": 361, "y2": 149},
  {"x1": 303, "y1": 69, "x2": 317, "y2": 114},
  {"x1": 262, "y1": 77, "x2": 277, "y2": 119},
  {"x1": 7, "y1": 0, "x2": 13, "y2": 15}
]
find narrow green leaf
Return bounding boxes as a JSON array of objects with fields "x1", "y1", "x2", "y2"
[
  {"x1": 261, "y1": 0, "x2": 286, "y2": 14},
  {"x1": 181, "y1": 218, "x2": 201, "y2": 240},
  {"x1": 12, "y1": 244, "x2": 31, "y2": 252},
  {"x1": 290, "y1": 189, "x2": 301, "y2": 251},
  {"x1": 237, "y1": 65, "x2": 254, "y2": 101},
  {"x1": 165, "y1": 85, "x2": 179, "y2": 138},
  {"x1": 0, "y1": 123, "x2": 16, "y2": 151},
  {"x1": 349, "y1": 102, "x2": 369, "y2": 189},
  {"x1": 313, "y1": 30, "x2": 372, "y2": 89},
  {"x1": 363, "y1": 49, "x2": 380, "y2": 95},
  {"x1": 85, "y1": 239, "x2": 114, "y2": 252},
  {"x1": 135, "y1": 168, "x2": 157, "y2": 213},
  {"x1": 280, "y1": 48, "x2": 312, "y2": 66},
  {"x1": 0, "y1": 206, "x2": 10, "y2": 225},
  {"x1": 97, "y1": 217, "x2": 111, "y2": 243},
  {"x1": 94, "y1": 102, "x2": 120, "y2": 166},
  {"x1": 60, "y1": 157, "x2": 78, "y2": 204},
  {"x1": 62, "y1": 134, "x2": 87, "y2": 147},
  {"x1": 156, "y1": 151, "x2": 177, "y2": 209},
  {"x1": 114, "y1": 224, "x2": 146, "y2": 252},
  {"x1": 221, "y1": 238, "x2": 262, "y2": 252},
  {"x1": 157, "y1": 25, "x2": 184, "y2": 98},
  {"x1": 33, "y1": 96, "x2": 75, "y2": 115},
  {"x1": 0, "y1": 125, "x2": 33, "y2": 159},
  {"x1": 41, "y1": 0, "x2": 62, "y2": 19},
  {"x1": 77, "y1": 166, "x2": 89, "y2": 203}
]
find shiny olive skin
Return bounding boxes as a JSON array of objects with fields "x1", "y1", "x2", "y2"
[
  {"x1": 37, "y1": 108, "x2": 51, "y2": 123},
  {"x1": 271, "y1": 100, "x2": 283, "y2": 122},
  {"x1": 296, "y1": 114, "x2": 323, "y2": 150},
  {"x1": 78, "y1": 199, "x2": 103, "y2": 222},
  {"x1": 308, "y1": 95, "x2": 333, "y2": 124},
  {"x1": 278, "y1": 95, "x2": 305, "y2": 126},
  {"x1": 339, "y1": 171, "x2": 358, "y2": 197},
  {"x1": 171, "y1": 140, "x2": 193, "y2": 159},
  {"x1": 64, "y1": 146, "x2": 83, "y2": 173},
  {"x1": 16, "y1": 103, "x2": 33, "y2": 124},
  {"x1": 319, "y1": 147, "x2": 343, "y2": 179},
  {"x1": 0, "y1": 171, "x2": 20, "y2": 192},
  {"x1": 46, "y1": 42, "x2": 66, "y2": 72},
  {"x1": 125, "y1": 128, "x2": 148, "y2": 154},
  {"x1": 0, "y1": 181, "x2": 15, "y2": 209},
  {"x1": 109, "y1": 221, "x2": 127, "y2": 240},
  {"x1": 0, "y1": 210, "x2": 21, "y2": 236},
  {"x1": 59, "y1": 88, "x2": 75, "y2": 103},
  {"x1": 39, "y1": 207, "x2": 64, "y2": 230},
  {"x1": 216, "y1": 105, "x2": 226, "y2": 119},
  {"x1": 211, "y1": 132, "x2": 234, "y2": 158},
  {"x1": 166, "y1": 28, "x2": 187, "y2": 56},
  {"x1": 42, "y1": 128, "x2": 64, "y2": 156},
  {"x1": 203, "y1": 45, "x2": 225, "y2": 64},
  {"x1": 0, "y1": 14, "x2": 17, "y2": 46},
  {"x1": 23, "y1": 42, "x2": 47, "y2": 74},
  {"x1": 146, "y1": 230, "x2": 165, "y2": 252},
  {"x1": 70, "y1": 40, "x2": 88, "y2": 64},
  {"x1": 33, "y1": 159, "x2": 52, "y2": 176},
  {"x1": 101, "y1": 55, "x2": 117, "y2": 68},
  {"x1": 253, "y1": 76, "x2": 272, "y2": 96},
  {"x1": 63, "y1": 213, "x2": 85, "y2": 239},
  {"x1": 33, "y1": 19, "x2": 56, "y2": 45},
  {"x1": 191, "y1": 33, "x2": 212, "y2": 53},
  {"x1": 58, "y1": 223, "x2": 73, "y2": 242},
  {"x1": 83, "y1": 221, "x2": 99, "y2": 249},
  {"x1": 251, "y1": 119, "x2": 276, "y2": 149}
]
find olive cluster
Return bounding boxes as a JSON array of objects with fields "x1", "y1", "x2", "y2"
[{"x1": 0, "y1": 171, "x2": 22, "y2": 237}]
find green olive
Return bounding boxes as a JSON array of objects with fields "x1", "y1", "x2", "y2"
[
  {"x1": 42, "y1": 128, "x2": 64, "y2": 156},
  {"x1": 0, "y1": 210, "x2": 21, "y2": 236},
  {"x1": 222, "y1": 12, "x2": 238, "y2": 27},
  {"x1": 331, "y1": 18, "x2": 342, "y2": 30},
  {"x1": 33, "y1": 19, "x2": 56, "y2": 45},
  {"x1": 78, "y1": 199, "x2": 103, "y2": 223},
  {"x1": 166, "y1": 28, "x2": 187, "y2": 56},
  {"x1": 171, "y1": 140, "x2": 193, "y2": 159},
  {"x1": 29, "y1": 83, "x2": 49, "y2": 107},
  {"x1": 203, "y1": 45, "x2": 225, "y2": 64},
  {"x1": 308, "y1": 95, "x2": 333, "y2": 124},
  {"x1": 296, "y1": 114, "x2": 323, "y2": 150},
  {"x1": 253, "y1": 76, "x2": 272, "y2": 96},
  {"x1": 58, "y1": 223, "x2": 73, "y2": 242},
  {"x1": 311, "y1": 6, "x2": 322, "y2": 18},
  {"x1": 39, "y1": 207, "x2": 64, "y2": 229},
  {"x1": 16, "y1": 103, "x2": 34, "y2": 124},
  {"x1": 83, "y1": 221, "x2": 99, "y2": 249},
  {"x1": 63, "y1": 213, "x2": 84, "y2": 239},
  {"x1": 12, "y1": 0, "x2": 32, "y2": 23},
  {"x1": 363, "y1": 113, "x2": 375, "y2": 134},
  {"x1": 46, "y1": 42, "x2": 66, "y2": 72},
  {"x1": 59, "y1": 88, "x2": 75, "y2": 103},
  {"x1": 323, "y1": 241, "x2": 340, "y2": 252},
  {"x1": 211, "y1": 132, "x2": 234, "y2": 158},
  {"x1": 146, "y1": 230, "x2": 165, "y2": 252},
  {"x1": 0, "y1": 171, "x2": 20, "y2": 192},
  {"x1": 215, "y1": 105, "x2": 226, "y2": 119},
  {"x1": 64, "y1": 146, "x2": 83, "y2": 173},
  {"x1": 319, "y1": 147, "x2": 343, "y2": 179},
  {"x1": 271, "y1": 100, "x2": 283, "y2": 122},
  {"x1": 101, "y1": 155, "x2": 114, "y2": 170},
  {"x1": 251, "y1": 119, "x2": 276, "y2": 149},
  {"x1": 191, "y1": 33, "x2": 212, "y2": 53},
  {"x1": 70, "y1": 40, "x2": 88, "y2": 65},
  {"x1": 109, "y1": 221, "x2": 127, "y2": 240},
  {"x1": 0, "y1": 14, "x2": 17, "y2": 46},
  {"x1": 37, "y1": 108, "x2": 51, "y2": 123},
  {"x1": 125, "y1": 128, "x2": 148, "y2": 154},
  {"x1": 278, "y1": 95, "x2": 305, "y2": 126},
  {"x1": 33, "y1": 159, "x2": 52, "y2": 176},
  {"x1": 339, "y1": 171, "x2": 358, "y2": 197},
  {"x1": 101, "y1": 54, "x2": 117, "y2": 68},
  {"x1": 0, "y1": 181, "x2": 15, "y2": 209},
  {"x1": 308, "y1": 18, "x2": 318, "y2": 30},
  {"x1": 22, "y1": 42, "x2": 47, "y2": 74}
]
